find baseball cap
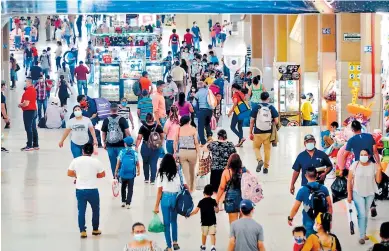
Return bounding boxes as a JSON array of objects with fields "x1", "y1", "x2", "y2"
[
  {"x1": 240, "y1": 199, "x2": 255, "y2": 211},
  {"x1": 304, "y1": 134, "x2": 315, "y2": 142},
  {"x1": 110, "y1": 103, "x2": 118, "y2": 109},
  {"x1": 123, "y1": 136, "x2": 134, "y2": 146}
]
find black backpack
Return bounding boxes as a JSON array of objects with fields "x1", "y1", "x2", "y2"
[{"x1": 306, "y1": 184, "x2": 328, "y2": 220}]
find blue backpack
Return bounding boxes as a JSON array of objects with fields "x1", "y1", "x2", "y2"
[
  {"x1": 175, "y1": 165, "x2": 194, "y2": 217},
  {"x1": 119, "y1": 149, "x2": 137, "y2": 179}
]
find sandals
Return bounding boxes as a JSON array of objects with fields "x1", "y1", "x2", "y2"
[{"x1": 235, "y1": 138, "x2": 246, "y2": 147}]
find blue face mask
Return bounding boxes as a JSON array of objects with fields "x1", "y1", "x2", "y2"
[
  {"x1": 133, "y1": 233, "x2": 147, "y2": 242},
  {"x1": 121, "y1": 102, "x2": 127, "y2": 107},
  {"x1": 294, "y1": 237, "x2": 305, "y2": 244}
]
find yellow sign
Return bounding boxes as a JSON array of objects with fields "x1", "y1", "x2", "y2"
[{"x1": 348, "y1": 62, "x2": 361, "y2": 88}]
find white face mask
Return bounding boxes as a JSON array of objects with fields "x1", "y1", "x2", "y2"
[
  {"x1": 74, "y1": 110, "x2": 82, "y2": 117},
  {"x1": 313, "y1": 224, "x2": 319, "y2": 232},
  {"x1": 305, "y1": 142, "x2": 315, "y2": 151},
  {"x1": 133, "y1": 233, "x2": 147, "y2": 242},
  {"x1": 360, "y1": 156, "x2": 369, "y2": 163}
]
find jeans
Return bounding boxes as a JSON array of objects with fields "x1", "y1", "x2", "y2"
[
  {"x1": 163, "y1": 66, "x2": 171, "y2": 80},
  {"x1": 141, "y1": 143, "x2": 160, "y2": 182},
  {"x1": 25, "y1": 57, "x2": 33, "y2": 72},
  {"x1": 69, "y1": 65, "x2": 75, "y2": 83},
  {"x1": 23, "y1": 110, "x2": 38, "y2": 148},
  {"x1": 64, "y1": 34, "x2": 71, "y2": 46},
  {"x1": 353, "y1": 191, "x2": 375, "y2": 238},
  {"x1": 42, "y1": 68, "x2": 49, "y2": 79},
  {"x1": 76, "y1": 189, "x2": 100, "y2": 232},
  {"x1": 86, "y1": 24, "x2": 92, "y2": 35},
  {"x1": 70, "y1": 141, "x2": 83, "y2": 158},
  {"x1": 197, "y1": 108, "x2": 213, "y2": 145},
  {"x1": 171, "y1": 44, "x2": 178, "y2": 58},
  {"x1": 107, "y1": 147, "x2": 124, "y2": 176},
  {"x1": 88, "y1": 64, "x2": 95, "y2": 84},
  {"x1": 121, "y1": 178, "x2": 135, "y2": 204},
  {"x1": 211, "y1": 37, "x2": 216, "y2": 47},
  {"x1": 193, "y1": 37, "x2": 200, "y2": 50},
  {"x1": 77, "y1": 80, "x2": 88, "y2": 95},
  {"x1": 230, "y1": 113, "x2": 243, "y2": 141},
  {"x1": 56, "y1": 56, "x2": 62, "y2": 71},
  {"x1": 166, "y1": 140, "x2": 174, "y2": 154},
  {"x1": 37, "y1": 99, "x2": 47, "y2": 120},
  {"x1": 161, "y1": 192, "x2": 178, "y2": 248},
  {"x1": 302, "y1": 215, "x2": 315, "y2": 237},
  {"x1": 302, "y1": 120, "x2": 311, "y2": 126}
]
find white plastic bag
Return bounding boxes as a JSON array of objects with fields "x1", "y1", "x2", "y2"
[
  {"x1": 345, "y1": 201, "x2": 358, "y2": 235},
  {"x1": 196, "y1": 174, "x2": 210, "y2": 191},
  {"x1": 112, "y1": 179, "x2": 120, "y2": 197}
]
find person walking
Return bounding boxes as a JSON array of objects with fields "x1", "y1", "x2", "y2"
[
  {"x1": 249, "y1": 91, "x2": 279, "y2": 174},
  {"x1": 168, "y1": 29, "x2": 180, "y2": 57},
  {"x1": 67, "y1": 143, "x2": 105, "y2": 238},
  {"x1": 135, "y1": 113, "x2": 164, "y2": 184},
  {"x1": 171, "y1": 61, "x2": 186, "y2": 94},
  {"x1": 248, "y1": 76, "x2": 265, "y2": 108},
  {"x1": 163, "y1": 76, "x2": 178, "y2": 115},
  {"x1": 19, "y1": 77, "x2": 39, "y2": 151},
  {"x1": 174, "y1": 115, "x2": 199, "y2": 192},
  {"x1": 45, "y1": 16, "x2": 51, "y2": 41},
  {"x1": 86, "y1": 15, "x2": 93, "y2": 36},
  {"x1": 215, "y1": 153, "x2": 246, "y2": 224},
  {"x1": 55, "y1": 75, "x2": 73, "y2": 109},
  {"x1": 118, "y1": 97, "x2": 135, "y2": 130},
  {"x1": 101, "y1": 103, "x2": 131, "y2": 176},
  {"x1": 24, "y1": 44, "x2": 34, "y2": 76},
  {"x1": 174, "y1": 92, "x2": 194, "y2": 118},
  {"x1": 193, "y1": 81, "x2": 213, "y2": 146},
  {"x1": 34, "y1": 77, "x2": 48, "y2": 120},
  {"x1": 74, "y1": 61, "x2": 89, "y2": 95},
  {"x1": 137, "y1": 90, "x2": 153, "y2": 123},
  {"x1": 163, "y1": 105, "x2": 180, "y2": 154},
  {"x1": 10, "y1": 55, "x2": 18, "y2": 89},
  {"x1": 39, "y1": 49, "x2": 51, "y2": 78},
  {"x1": 59, "y1": 105, "x2": 97, "y2": 158},
  {"x1": 152, "y1": 80, "x2": 167, "y2": 127},
  {"x1": 123, "y1": 222, "x2": 162, "y2": 250},
  {"x1": 154, "y1": 154, "x2": 188, "y2": 251},
  {"x1": 205, "y1": 129, "x2": 236, "y2": 194},
  {"x1": 1, "y1": 81, "x2": 10, "y2": 138},
  {"x1": 184, "y1": 28, "x2": 194, "y2": 48},
  {"x1": 228, "y1": 200, "x2": 265, "y2": 251},
  {"x1": 347, "y1": 149, "x2": 382, "y2": 244},
  {"x1": 76, "y1": 15, "x2": 83, "y2": 38},
  {"x1": 30, "y1": 61, "x2": 43, "y2": 84},
  {"x1": 227, "y1": 83, "x2": 246, "y2": 147},
  {"x1": 55, "y1": 41, "x2": 63, "y2": 71},
  {"x1": 288, "y1": 167, "x2": 333, "y2": 237},
  {"x1": 191, "y1": 21, "x2": 201, "y2": 50}
]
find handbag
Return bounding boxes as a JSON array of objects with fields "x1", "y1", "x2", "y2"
[
  {"x1": 175, "y1": 165, "x2": 194, "y2": 216},
  {"x1": 198, "y1": 152, "x2": 211, "y2": 176},
  {"x1": 234, "y1": 94, "x2": 251, "y2": 120},
  {"x1": 15, "y1": 63, "x2": 20, "y2": 72}
]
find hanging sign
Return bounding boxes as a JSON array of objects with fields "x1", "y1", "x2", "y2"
[
  {"x1": 364, "y1": 46, "x2": 372, "y2": 53},
  {"x1": 277, "y1": 65, "x2": 300, "y2": 81},
  {"x1": 343, "y1": 33, "x2": 361, "y2": 42}
]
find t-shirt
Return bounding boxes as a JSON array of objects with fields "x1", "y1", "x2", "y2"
[
  {"x1": 118, "y1": 106, "x2": 131, "y2": 120},
  {"x1": 68, "y1": 156, "x2": 104, "y2": 189},
  {"x1": 101, "y1": 114, "x2": 129, "y2": 147},
  {"x1": 46, "y1": 104, "x2": 64, "y2": 129},
  {"x1": 74, "y1": 65, "x2": 89, "y2": 80},
  {"x1": 1, "y1": 92, "x2": 7, "y2": 118},
  {"x1": 164, "y1": 119, "x2": 180, "y2": 140},
  {"x1": 21, "y1": 86, "x2": 37, "y2": 111},
  {"x1": 156, "y1": 172, "x2": 186, "y2": 193},
  {"x1": 171, "y1": 66, "x2": 186, "y2": 82},
  {"x1": 137, "y1": 97, "x2": 153, "y2": 122},
  {"x1": 250, "y1": 103, "x2": 279, "y2": 134},
  {"x1": 191, "y1": 26, "x2": 200, "y2": 38},
  {"x1": 30, "y1": 66, "x2": 43, "y2": 80},
  {"x1": 184, "y1": 33, "x2": 193, "y2": 45},
  {"x1": 207, "y1": 141, "x2": 236, "y2": 170},
  {"x1": 197, "y1": 197, "x2": 217, "y2": 226},
  {"x1": 230, "y1": 218, "x2": 264, "y2": 251},
  {"x1": 350, "y1": 161, "x2": 378, "y2": 197},
  {"x1": 301, "y1": 101, "x2": 313, "y2": 121},
  {"x1": 346, "y1": 133, "x2": 375, "y2": 161},
  {"x1": 174, "y1": 101, "x2": 191, "y2": 117},
  {"x1": 66, "y1": 116, "x2": 93, "y2": 146},
  {"x1": 292, "y1": 149, "x2": 332, "y2": 185},
  {"x1": 138, "y1": 123, "x2": 163, "y2": 142},
  {"x1": 296, "y1": 181, "x2": 330, "y2": 225},
  {"x1": 24, "y1": 48, "x2": 33, "y2": 58},
  {"x1": 170, "y1": 34, "x2": 179, "y2": 45},
  {"x1": 139, "y1": 77, "x2": 152, "y2": 91},
  {"x1": 152, "y1": 92, "x2": 166, "y2": 119}
]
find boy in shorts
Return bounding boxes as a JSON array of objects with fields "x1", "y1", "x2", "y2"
[{"x1": 189, "y1": 184, "x2": 219, "y2": 251}]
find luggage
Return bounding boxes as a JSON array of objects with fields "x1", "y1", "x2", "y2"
[
  {"x1": 38, "y1": 117, "x2": 46, "y2": 128},
  {"x1": 207, "y1": 88, "x2": 217, "y2": 109},
  {"x1": 241, "y1": 172, "x2": 264, "y2": 203},
  {"x1": 196, "y1": 174, "x2": 209, "y2": 191},
  {"x1": 255, "y1": 103, "x2": 272, "y2": 131},
  {"x1": 132, "y1": 81, "x2": 141, "y2": 96},
  {"x1": 175, "y1": 165, "x2": 194, "y2": 217},
  {"x1": 94, "y1": 98, "x2": 111, "y2": 120}
]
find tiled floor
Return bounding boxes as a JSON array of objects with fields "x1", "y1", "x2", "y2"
[{"x1": 2, "y1": 16, "x2": 389, "y2": 251}]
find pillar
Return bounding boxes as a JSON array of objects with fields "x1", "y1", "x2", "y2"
[
  {"x1": 2, "y1": 22, "x2": 10, "y2": 87},
  {"x1": 251, "y1": 15, "x2": 262, "y2": 75},
  {"x1": 336, "y1": 13, "x2": 361, "y2": 125},
  {"x1": 275, "y1": 15, "x2": 287, "y2": 62},
  {"x1": 287, "y1": 15, "x2": 301, "y2": 64},
  {"x1": 262, "y1": 15, "x2": 275, "y2": 90}
]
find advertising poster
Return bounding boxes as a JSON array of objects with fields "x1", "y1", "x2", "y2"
[{"x1": 347, "y1": 62, "x2": 361, "y2": 88}]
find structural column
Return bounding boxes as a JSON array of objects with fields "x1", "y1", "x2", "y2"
[
  {"x1": 275, "y1": 15, "x2": 287, "y2": 63},
  {"x1": 2, "y1": 22, "x2": 10, "y2": 87},
  {"x1": 251, "y1": 15, "x2": 263, "y2": 76},
  {"x1": 261, "y1": 15, "x2": 275, "y2": 90}
]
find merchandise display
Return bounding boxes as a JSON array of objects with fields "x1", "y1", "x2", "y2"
[
  {"x1": 100, "y1": 64, "x2": 120, "y2": 82},
  {"x1": 122, "y1": 79, "x2": 139, "y2": 103},
  {"x1": 100, "y1": 85, "x2": 120, "y2": 101},
  {"x1": 99, "y1": 63, "x2": 121, "y2": 101},
  {"x1": 145, "y1": 62, "x2": 164, "y2": 83}
]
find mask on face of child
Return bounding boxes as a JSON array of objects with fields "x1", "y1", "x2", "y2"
[{"x1": 294, "y1": 237, "x2": 305, "y2": 245}]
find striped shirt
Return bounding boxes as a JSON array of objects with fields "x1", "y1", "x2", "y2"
[
  {"x1": 118, "y1": 106, "x2": 131, "y2": 120},
  {"x1": 137, "y1": 97, "x2": 153, "y2": 122}
]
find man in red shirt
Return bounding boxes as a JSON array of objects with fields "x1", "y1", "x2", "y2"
[
  {"x1": 139, "y1": 71, "x2": 153, "y2": 93},
  {"x1": 183, "y1": 28, "x2": 194, "y2": 48},
  {"x1": 168, "y1": 29, "x2": 179, "y2": 57},
  {"x1": 74, "y1": 61, "x2": 90, "y2": 95},
  {"x1": 31, "y1": 43, "x2": 39, "y2": 65},
  {"x1": 19, "y1": 77, "x2": 39, "y2": 151}
]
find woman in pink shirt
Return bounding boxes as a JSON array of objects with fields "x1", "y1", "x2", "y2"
[
  {"x1": 174, "y1": 92, "x2": 194, "y2": 117},
  {"x1": 163, "y1": 105, "x2": 180, "y2": 154}
]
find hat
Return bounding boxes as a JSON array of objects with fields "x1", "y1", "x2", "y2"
[
  {"x1": 123, "y1": 136, "x2": 134, "y2": 146},
  {"x1": 156, "y1": 80, "x2": 165, "y2": 87},
  {"x1": 304, "y1": 134, "x2": 315, "y2": 142},
  {"x1": 110, "y1": 103, "x2": 118, "y2": 109},
  {"x1": 240, "y1": 199, "x2": 255, "y2": 211}
]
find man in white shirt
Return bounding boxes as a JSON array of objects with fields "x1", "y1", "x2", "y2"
[
  {"x1": 45, "y1": 97, "x2": 65, "y2": 129},
  {"x1": 67, "y1": 143, "x2": 105, "y2": 238},
  {"x1": 170, "y1": 61, "x2": 186, "y2": 93}
]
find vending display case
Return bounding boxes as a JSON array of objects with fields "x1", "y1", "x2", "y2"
[
  {"x1": 145, "y1": 62, "x2": 164, "y2": 83},
  {"x1": 99, "y1": 63, "x2": 121, "y2": 101},
  {"x1": 122, "y1": 79, "x2": 139, "y2": 103}
]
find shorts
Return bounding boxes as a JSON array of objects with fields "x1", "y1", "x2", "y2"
[{"x1": 201, "y1": 225, "x2": 216, "y2": 236}]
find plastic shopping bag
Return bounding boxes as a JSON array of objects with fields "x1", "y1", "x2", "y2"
[
  {"x1": 345, "y1": 201, "x2": 357, "y2": 235},
  {"x1": 331, "y1": 176, "x2": 348, "y2": 203},
  {"x1": 196, "y1": 174, "x2": 209, "y2": 191},
  {"x1": 112, "y1": 179, "x2": 120, "y2": 197},
  {"x1": 148, "y1": 213, "x2": 165, "y2": 233}
]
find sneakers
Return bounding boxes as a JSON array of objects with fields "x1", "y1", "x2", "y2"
[
  {"x1": 121, "y1": 202, "x2": 125, "y2": 208},
  {"x1": 263, "y1": 168, "x2": 268, "y2": 174},
  {"x1": 371, "y1": 207, "x2": 377, "y2": 217},
  {"x1": 144, "y1": 180, "x2": 149, "y2": 184},
  {"x1": 92, "y1": 230, "x2": 101, "y2": 236},
  {"x1": 21, "y1": 146, "x2": 34, "y2": 151},
  {"x1": 210, "y1": 247, "x2": 216, "y2": 251},
  {"x1": 126, "y1": 204, "x2": 131, "y2": 209},
  {"x1": 359, "y1": 238, "x2": 365, "y2": 245},
  {"x1": 80, "y1": 231, "x2": 87, "y2": 238},
  {"x1": 256, "y1": 160, "x2": 264, "y2": 172},
  {"x1": 173, "y1": 244, "x2": 180, "y2": 250},
  {"x1": 150, "y1": 181, "x2": 155, "y2": 185},
  {"x1": 33, "y1": 147, "x2": 40, "y2": 150},
  {"x1": 1, "y1": 147, "x2": 9, "y2": 153},
  {"x1": 200, "y1": 245, "x2": 206, "y2": 251}
]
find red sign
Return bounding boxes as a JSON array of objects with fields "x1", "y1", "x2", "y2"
[
  {"x1": 150, "y1": 42, "x2": 157, "y2": 61},
  {"x1": 102, "y1": 55, "x2": 112, "y2": 64}
]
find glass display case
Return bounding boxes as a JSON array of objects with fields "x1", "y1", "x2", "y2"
[
  {"x1": 121, "y1": 59, "x2": 144, "y2": 79},
  {"x1": 145, "y1": 63, "x2": 164, "y2": 83},
  {"x1": 100, "y1": 84, "x2": 120, "y2": 101},
  {"x1": 100, "y1": 65, "x2": 120, "y2": 82},
  {"x1": 123, "y1": 79, "x2": 139, "y2": 103},
  {"x1": 279, "y1": 80, "x2": 299, "y2": 113}
]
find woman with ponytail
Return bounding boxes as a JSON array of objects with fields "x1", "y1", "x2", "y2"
[{"x1": 164, "y1": 105, "x2": 180, "y2": 154}]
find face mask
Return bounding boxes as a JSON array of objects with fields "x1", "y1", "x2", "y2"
[
  {"x1": 74, "y1": 110, "x2": 82, "y2": 117},
  {"x1": 294, "y1": 237, "x2": 305, "y2": 245},
  {"x1": 193, "y1": 61, "x2": 197, "y2": 65},
  {"x1": 306, "y1": 142, "x2": 315, "y2": 151},
  {"x1": 313, "y1": 224, "x2": 319, "y2": 232},
  {"x1": 121, "y1": 102, "x2": 127, "y2": 107},
  {"x1": 360, "y1": 156, "x2": 369, "y2": 163},
  {"x1": 191, "y1": 88, "x2": 196, "y2": 92},
  {"x1": 43, "y1": 53, "x2": 46, "y2": 55},
  {"x1": 133, "y1": 233, "x2": 147, "y2": 242}
]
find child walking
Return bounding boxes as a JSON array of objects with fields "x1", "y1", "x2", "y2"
[
  {"x1": 292, "y1": 226, "x2": 306, "y2": 251},
  {"x1": 189, "y1": 184, "x2": 219, "y2": 251},
  {"x1": 114, "y1": 136, "x2": 140, "y2": 209}
]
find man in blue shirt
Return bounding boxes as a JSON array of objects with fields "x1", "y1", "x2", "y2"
[
  {"x1": 191, "y1": 21, "x2": 201, "y2": 50},
  {"x1": 30, "y1": 61, "x2": 43, "y2": 84},
  {"x1": 163, "y1": 51, "x2": 173, "y2": 81},
  {"x1": 213, "y1": 71, "x2": 225, "y2": 99},
  {"x1": 249, "y1": 92, "x2": 279, "y2": 174},
  {"x1": 288, "y1": 167, "x2": 333, "y2": 237},
  {"x1": 290, "y1": 134, "x2": 333, "y2": 194},
  {"x1": 193, "y1": 81, "x2": 213, "y2": 145}
]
